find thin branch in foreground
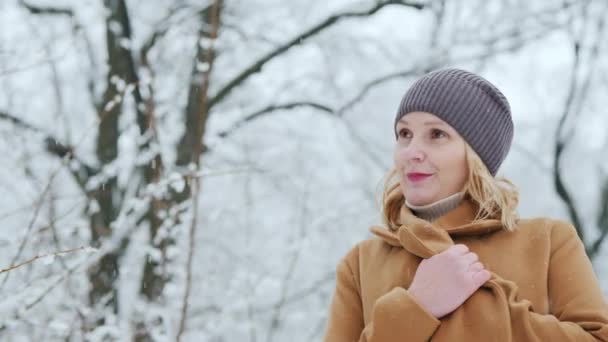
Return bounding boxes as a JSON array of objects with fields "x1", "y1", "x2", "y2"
[
  {"x1": 0, "y1": 175, "x2": 56, "y2": 289},
  {"x1": 22, "y1": 248, "x2": 94, "y2": 311},
  {"x1": 0, "y1": 246, "x2": 91, "y2": 275}
]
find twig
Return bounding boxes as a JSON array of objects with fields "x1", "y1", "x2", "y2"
[
  {"x1": 252, "y1": 270, "x2": 335, "y2": 314},
  {"x1": 0, "y1": 175, "x2": 55, "y2": 288},
  {"x1": 0, "y1": 77, "x2": 139, "y2": 290},
  {"x1": 19, "y1": 0, "x2": 74, "y2": 16},
  {"x1": 0, "y1": 246, "x2": 89, "y2": 275},
  {"x1": 0, "y1": 111, "x2": 95, "y2": 186},
  {"x1": 217, "y1": 102, "x2": 334, "y2": 139},
  {"x1": 176, "y1": 178, "x2": 199, "y2": 342}
]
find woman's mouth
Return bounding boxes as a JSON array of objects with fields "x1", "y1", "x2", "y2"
[{"x1": 407, "y1": 172, "x2": 433, "y2": 182}]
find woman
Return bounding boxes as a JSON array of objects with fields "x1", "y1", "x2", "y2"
[{"x1": 323, "y1": 68, "x2": 608, "y2": 341}]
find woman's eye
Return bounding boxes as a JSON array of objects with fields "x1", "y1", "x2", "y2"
[
  {"x1": 398, "y1": 129, "x2": 411, "y2": 139},
  {"x1": 431, "y1": 129, "x2": 447, "y2": 139}
]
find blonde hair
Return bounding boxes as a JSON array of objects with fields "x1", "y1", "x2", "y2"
[{"x1": 380, "y1": 144, "x2": 519, "y2": 231}]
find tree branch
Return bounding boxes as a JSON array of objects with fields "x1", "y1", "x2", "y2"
[
  {"x1": 208, "y1": 0, "x2": 426, "y2": 109},
  {"x1": 214, "y1": 0, "x2": 564, "y2": 145},
  {"x1": 175, "y1": 2, "x2": 221, "y2": 172},
  {"x1": 176, "y1": 2, "x2": 222, "y2": 340},
  {"x1": 213, "y1": 20, "x2": 566, "y2": 178},
  {"x1": 217, "y1": 102, "x2": 334, "y2": 138},
  {"x1": 0, "y1": 111, "x2": 95, "y2": 187},
  {"x1": 553, "y1": 38, "x2": 584, "y2": 244},
  {"x1": 553, "y1": 2, "x2": 605, "y2": 248},
  {"x1": 336, "y1": 67, "x2": 430, "y2": 117},
  {"x1": 590, "y1": 175, "x2": 608, "y2": 258},
  {"x1": 19, "y1": 0, "x2": 74, "y2": 17},
  {"x1": 139, "y1": 4, "x2": 198, "y2": 61},
  {"x1": 0, "y1": 111, "x2": 39, "y2": 131},
  {"x1": 252, "y1": 270, "x2": 335, "y2": 314},
  {"x1": 0, "y1": 246, "x2": 88, "y2": 275}
]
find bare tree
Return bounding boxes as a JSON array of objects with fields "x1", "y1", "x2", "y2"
[
  {"x1": 1, "y1": 1, "x2": 607, "y2": 341},
  {"x1": 552, "y1": 0, "x2": 608, "y2": 259}
]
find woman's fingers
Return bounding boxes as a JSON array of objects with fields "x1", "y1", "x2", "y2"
[
  {"x1": 472, "y1": 269, "x2": 492, "y2": 286},
  {"x1": 468, "y1": 261, "x2": 484, "y2": 272},
  {"x1": 461, "y1": 252, "x2": 479, "y2": 265},
  {"x1": 448, "y1": 244, "x2": 469, "y2": 256}
]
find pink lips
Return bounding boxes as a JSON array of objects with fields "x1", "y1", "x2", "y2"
[{"x1": 407, "y1": 172, "x2": 433, "y2": 182}]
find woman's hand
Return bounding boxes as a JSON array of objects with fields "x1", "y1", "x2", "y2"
[{"x1": 408, "y1": 244, "x2": 491, "y2": 319}]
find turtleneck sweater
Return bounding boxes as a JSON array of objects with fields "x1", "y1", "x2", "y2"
[{"x1": 405, "y1": 192, "x2": 465, "y2": 222}]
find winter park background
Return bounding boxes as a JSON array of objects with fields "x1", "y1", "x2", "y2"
[{"x1": 1, "y1": 0, "x2": 608, "y2": 341}]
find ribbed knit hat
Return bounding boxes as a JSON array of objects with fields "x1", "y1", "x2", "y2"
[{"x1": 394, "y1": 68, "x2": 514, "y2": 176}]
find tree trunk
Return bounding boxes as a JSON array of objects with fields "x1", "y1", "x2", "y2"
[
  {"x1": 85, "y1": 0, "x2": 134, "y2": 334},
  {"x1": 134, "y1": 2, "x2": 222, "y2": 341}
]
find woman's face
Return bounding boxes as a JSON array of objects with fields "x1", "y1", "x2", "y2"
[{"x1": 394, "y1": 111, "x2": 468, "y2": 206}]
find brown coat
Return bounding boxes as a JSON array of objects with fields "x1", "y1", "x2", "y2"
[{"x1": 323, "y1": 200, "x2": 608, "y2": 341}]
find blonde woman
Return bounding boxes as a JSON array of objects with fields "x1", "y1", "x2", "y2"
[{"x1": 323, "y1": 68, "x2": 608, "y2": 341}]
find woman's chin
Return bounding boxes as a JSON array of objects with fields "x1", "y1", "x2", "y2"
[{"x1": 406, "y1": 193, "x2": 435, "y2": 206}]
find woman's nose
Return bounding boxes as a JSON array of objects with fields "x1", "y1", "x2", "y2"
[{"x1": 401, "y1": 142, "x2": 426, "y2": 162}]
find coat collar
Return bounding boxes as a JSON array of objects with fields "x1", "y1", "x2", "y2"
[{"x1": 370, "y1": 199, "x2": 504, "y2": 259}]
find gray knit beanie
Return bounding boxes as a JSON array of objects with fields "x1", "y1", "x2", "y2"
[{"x1": 394, "y1": 68, "x2": 514, "y2": 176}]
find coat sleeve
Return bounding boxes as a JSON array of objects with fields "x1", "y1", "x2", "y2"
[
  {"x1": 446, "y1": 221, "x2": 608, "y2": 341},
  {"x1": 508, "y1": 221, "x2": 608, "y2": 341},
  {"x1": 323, "y1": 245, "x2": 441, "y2": 342}
]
